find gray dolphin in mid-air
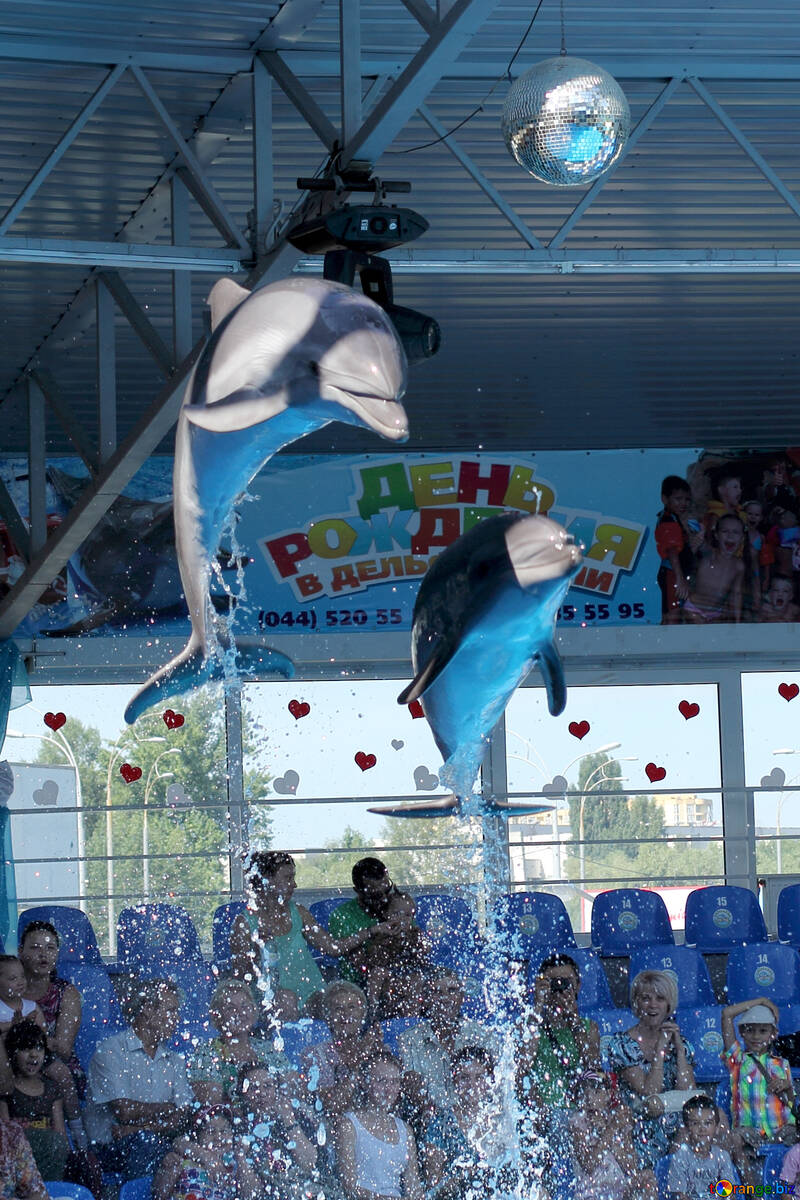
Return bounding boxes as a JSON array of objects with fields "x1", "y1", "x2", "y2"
[
  {"x1": 125, "y1": 275, "x2": 408, "y2": 724},
  {"x1": 369, "y1": 513, "x2": 582, "y2": 818}
]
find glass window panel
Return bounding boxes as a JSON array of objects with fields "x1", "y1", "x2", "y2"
[
  {"x1": 505, "y1": 683, "x2": 724, "y2": 933},
  {"x1": 742, "y1": 671, "x2": 800, "y2": 879},
  {"x1": 6, "y1": 683, "x2": 232, "y2": 954}
]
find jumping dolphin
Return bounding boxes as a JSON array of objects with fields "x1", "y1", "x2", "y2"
[
  {"x1": 124, "y1": 275, "x2": 408, "y2": 724},
  {"x1": 369, "y1": 512, "x2": 582, "y2": 818}
]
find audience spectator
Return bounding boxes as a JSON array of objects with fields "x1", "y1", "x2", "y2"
[
  {"x1": 83, "y1": 977, "x2": 194, "y2": 1180},
  {"x1": 397, "y1": 967, "x2": 499, "y2": 1129},
  {"x1": 152, "y1": 1104, "x2": 260, "y2": 1200},
  {"x1": 235, "y1": 1063, "x2": 319, "y2": 1196},
  {"x1": 568, "y1": 1069, "x2": 644, "y2": 1200},
  {"x1": 422, "y1": 1045, "x2": 517, "y2": 1200},
  {"x1": 721, "y1": 997, "x2": 796, "y2": 1185},
  {"x1": 0, "y1": 1021, "x2": 69, "y2": 1181},
  {"x1": 300, "y1": 980, "x2": 383, "y2": 1117},
  {"x1": 349, "y1": 892, "x2": 430, "y2": 1020},
  {"x1": 606, "y1": 970, "x2": 697, "y2": 1169},
  {"x1": 667, "y1": 1095, "x2": 737, "y2": 1200},
  {"x1": 334, "y1": 1050, "x2": 423, "y2": 1200},
  {"x1": 0, "y1": 1115, "x2": 48, "y2": 1200},
  {"x1": 188, "y1": 978, "x2": 293, "y2": 1106},
  {"x1": 0, "y1": 957, "x2": 46, "y2": 1036},
  {"x1": 18, "y1": 921, "x2": 88, "y2": 1149},
  {"x1": 231, "y1": 851, "x2": 393, "y2": 1020},
  {"x1": 329, "y1": 858, "x2": 398, "y2": 982},
  {"x1": 516, "y1": 953, "x2": 602, "y2": 1194}
]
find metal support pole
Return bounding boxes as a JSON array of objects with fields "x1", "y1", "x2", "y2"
[
  {"x1": 96, "y1": 278, "x2": 117, "y2": 463},
  {"x1": 27, "y1": 376, "x2": 46, "y2": 554},
  {"x1": 251, "y1": 56, "x2": 274, "y2": 257},
  {"x1": 170, "y1": 177, "x2": 193, "y2": 363},
  {"x1": 718, "y1": 668, "x2": 755, "y2": 889},
  {"x1": 339, "y1": 0, "x2": 362, "y2": 145},
  {"x1": 225, "y1": 687, "x2": 249, "y2": 900},
  {"x1": 480, "y1": 715, "x2": 510, "y2": 911}
]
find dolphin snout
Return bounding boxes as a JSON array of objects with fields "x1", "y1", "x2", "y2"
[{"x1": 319, "y1": 325, "x2": 409, "y2": 440}]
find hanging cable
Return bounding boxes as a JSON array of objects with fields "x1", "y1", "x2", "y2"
[
  {"x1": 384, "y1": 0, "x2": 547, "y2": 154},
  {"x1": 560, "y1": 0, "x2": 567, "y2": 55}
]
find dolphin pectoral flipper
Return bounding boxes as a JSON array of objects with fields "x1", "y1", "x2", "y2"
[
  {"x1": 184, "y1": 387, "x2": 291, "y2": 433},
  {"x1": 537, "y1": 638, "x2": 567, "y2": 716},
  {"x1": 397, "y1": 648, "x2": 454, "y2": 706}
]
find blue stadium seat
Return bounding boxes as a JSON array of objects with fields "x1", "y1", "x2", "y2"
[
  {"x1": 684, "y1": 886, "x2": 767, "y2": 952},
  {"x1": 116, "y1": 903, "x2": 203, "y2": 969},
  {"x1": 414, "y1": 893, "x2": 481, "y2": 970},
  {"x1": 277, "y1": 1019, "x2": 331, "y2": 1068},
  {"x1": 676, "y1": 1006, "x2": 726, "y2": 1082},
  {"x1": 653, "y1": 1155, "x2": 671, "y2": 1200},
  {"x1": 494, "y1": 891, "x2": 577, "y2": 956},
  {"x1": 726, "y1": 943, "x2": 800, "y2": 1005},
  {"x1": 590, "y1": 888, "x2": 674, "y2": 955},
  {"x1": 18, "y1": 905, "x2": 105, "y2": 970},
  {"x1": 308, "y1": 897, "x2": 348, "y2": 929},
  {"x1": 118, "y1": 1178, "x2": 153, "y2": 1200},
  {"x1": 628, "y1": 945, "x2": 716, "y2": 1009},
  {"x1": 778, "y1": 884, "x2": 800, "y2": 947},
  {"x1": 211, "y1": 900, "x2": 246, "y2": 972},
  {"x1": 381, "y1": 1017, "x2": 420, "y2": 1052},
  {"x1": 762, "y1": 1144, "x2": 789, "y2": 1188},
  {"x1": 45, "y1": 1184, "x2": 96, "y2": 1200},
  {"x1": 60, "y1": 962, "x2": 127, "y2": 1070},
  {"x1": 528, "y1": 946, "x2": 614, "y2": 1012}
]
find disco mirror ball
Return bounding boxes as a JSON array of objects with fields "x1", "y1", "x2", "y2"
[{"x1": 502, "y1": 55, "x2": 630, "y2": 186}]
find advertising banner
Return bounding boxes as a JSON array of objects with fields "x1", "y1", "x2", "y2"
[{"x1": 3, "y1": 447, "x2": 798, "y2": 637}]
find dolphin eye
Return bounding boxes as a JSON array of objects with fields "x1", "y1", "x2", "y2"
[{"x1": 308, "y1": 361, "x2": 320, "y2": 377}]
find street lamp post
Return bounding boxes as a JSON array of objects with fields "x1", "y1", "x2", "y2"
[
  {"x1": 578, "y1": 767, "x2": 633, "y2": 883},
  {"x1": 142, "y1": 749, "x2": 180, "y2": 901}
]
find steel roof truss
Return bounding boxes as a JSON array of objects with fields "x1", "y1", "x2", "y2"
[
  {"x1": 0, "y1": 64, "x2": 127, "y2": 237},
  {"x1": 398, "y1": 0, "x2": 436, "y2": 35},
  {"x1": 27, "y1": 378, "x2": 47, "y2": 555},
  {"x1": 340, "y1": 0, "x2": 363, "y2": 145},
  {"x1": 99, "y1": 273, "x2": 174, "y2": 378},
  {"x1": 548, "y1": 74, "x2": 683, "y2": 251},
  {"x1": 0, "y1": 478, "x2": 31, "y2": 564},
  {"x1": 251, "y1": 57, "x2": 275, "y2": 255},
  {"x1": 688, "y1": 77, "x2": 800, "y2": 225},
  {"x1": 130, "y1": 65, "x2": 251, "y2": 252},
  {"x1": 418, "y1": 103, "x2": 542, "y2": 249},
  {"x1": 96, "y1": 282, "x2": 117, "y2": 466},
  {"x1": 30, "y1": 368, "x2": 98, "y2": 477},
  {"x1": 259, "y1": 50, "x2": 338, "y2": 151},
  {"x1": 171, "y1": 179, "x2": 194, "y2": 364}
]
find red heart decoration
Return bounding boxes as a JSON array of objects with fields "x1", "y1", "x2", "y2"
[
  {"x1": 120, "y1": 763, "x2": 142, "y2": 783},
  {"x1": 408, "y1": 700, "x2": 424, "y2": 719},
  {"x1": 288, "y1": 700, "x2": 311, "y2": 720},
  {"x1": 162, "y1": 709, "x2": 185, "y2": 729},
  {"x1": 568, "y1": 720, "x2": 590, "y2": 740},
  {"x1": 779, "y1": 683, "x2": 799, "y2": 702},
  {"x1": 44, "y1": 712, "x2": 66, "y2": 731},
  {"x1": 678, "y1": 700, "x2": 700, "y2": 720},
  {"x1": 355, "y1": 751, "x2": 377, "y2": 772},
  {"x1": 645, "y1": 762, "x2": 666, "y2": 783}
]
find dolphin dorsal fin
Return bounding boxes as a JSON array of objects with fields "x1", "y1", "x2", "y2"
[{"x1": 208, "y1": 278, "x2": 250, "y2": 331}]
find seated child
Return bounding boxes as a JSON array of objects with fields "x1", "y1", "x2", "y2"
[
  {"x1": 721, "y1": 998, "x2": 796, "y2": 1185},
  {"x1": 0, "y1": 958, "x2": 45, "y2": 1036},
  {"x1": 655, "y1": 476, "x2": 700, "y2": 624},
  {"x1": 760, "y1": 575, "x2": 799, "y2": 623},
  {"x1": 568, "y1": 1069, "x2": 644, "y2": 1200},
  {"x1": 152, "y1": 1105, "x2": 260, "y2": 1200},
  {"x1": 666, "y1": 1095, "x2": 737, "y2": 1200},
  {"x1": 351, "y1": 892, "x2": 430, "y2": 1019},
  {"x1": 0, "y1": 1021, "x2": 69, "y2": 1182},
  {"x1": 682, "y1": 514, "x2": 745, "y2": 624},
  {"x1": 235, "y1": 1062, "x2": 318, "y2": 1194}
]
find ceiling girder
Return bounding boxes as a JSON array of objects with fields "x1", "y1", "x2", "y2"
[
  {"x1": 29, "y1": 368, "x2": 98, "y2": 477},
  {"x1": 259, "y1": 49, "x2": 338, "y2": 150},
  {"x1": 293, "y1": 248, "x2": 800, "y2": 273},
  {"x1": 0, "y1": 237, "x2": 247, "y2": 271},
  {"x1": 99, "y1": 273, "x2": 175, "y2": 378}
]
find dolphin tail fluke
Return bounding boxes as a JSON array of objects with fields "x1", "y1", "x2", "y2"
[{"x1": 124, "y1": 637, "x2": 294, "y2": 724}]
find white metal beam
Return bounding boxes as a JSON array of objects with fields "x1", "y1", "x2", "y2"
[
  {"x1": 340, "y1": 0, "x2": 362, "y2": 145},
  {"x1": 339, "y1": 0, "x2": 501, "y2": 168},
  {"x1": 99, "y1": 272, "x2": 174, "y2": 377},
  {"x1": 0, "y1": 237, "x2": 246, "y2": 271},
  {"x1": 171, "y1": 178, "x2": 193, "y2": 364},
  {"x1": 27, "y1": 378, "x2": 47, "y2": 555},
  {"x1": 418, "y1": 104, "x2": 542, "y2": 249},
  {"x1": 131, "y1": 66, "x2": 251, "y2": 252},
  {"x1": 96, "y1": 281, "x2": 117, "y2": 465},
  {"x1": 0, "y1": 64, "x2": 127, "y2": 236},
  {"x1": 398, "y1": 0, "x2": 436, "y2": 35},
  {"x1": 0, "y1": 35, "x2": 252, "y2": 73},
  {"x1": 30, "y1": 368, "x2": 98, "y2": 476},
  {"x1": 294, "y1": 247, "x2": 800, "y2": 274},
  {"x1": 251, "y1": 56, "x2": 275, "y2": 256},
  {"x1": 258, "y1": 50, "x2": 338, "y2": 150}
]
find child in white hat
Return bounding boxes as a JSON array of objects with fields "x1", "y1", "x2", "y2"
[{"x1": 721, "y1": 996, "x2": 796, "y2": 1185}]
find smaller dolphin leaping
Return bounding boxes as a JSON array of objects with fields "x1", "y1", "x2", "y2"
[
  {"x1": 125, "y1": 276, "x2": 408, "y2": 724},
  {"x1": 369, "y1": 512, "x2": 581, "y2": 818}
]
